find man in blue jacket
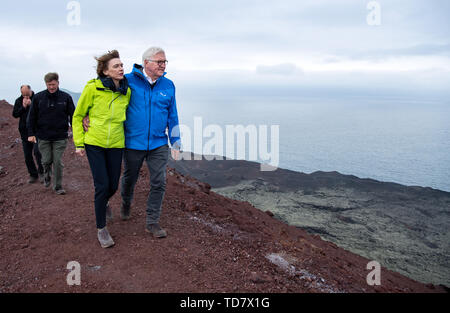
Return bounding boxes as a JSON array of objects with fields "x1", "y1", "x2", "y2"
[{"x1": 122, "y1": 47, "x2": 181, "y2": 238}]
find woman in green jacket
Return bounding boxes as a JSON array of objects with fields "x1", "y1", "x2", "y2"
[{"x1": 73, "y1": 50, "x2": 131, "y2": 248}]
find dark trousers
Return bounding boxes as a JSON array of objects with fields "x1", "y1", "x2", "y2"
[
  {"x1": 121, "y1": 144, "x2": 169, "y2": 225},
  {"x1": 85, "y1": 144, "x2": 123, "y2": 229},
  {"x1": 38, "y1": 139, "x2": 68, "y2": 190},
  {"x1": 21, "y1": 136, "x2": 43, "y2": 178}
]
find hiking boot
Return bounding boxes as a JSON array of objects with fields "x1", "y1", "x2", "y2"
[
  {"x1": 44, "y1": 177, "x2": 51, "y2": 188},
  {"x1": 97, "y1": 227, "x2": 115, "y2": 248},
  {"x1": 145, "y1": 223, "x2": 167, "y2": 238},
  {"x1": 28, "y1": 176, "x2": 38, "y2": 184},
  {"x1": 55, "y1": 188, "x2": 66, "y2": 195},
  {"x1": 120, "y1": 204, "x2": 130, "y2": 220},
  {"x1": 106, "y1": 202, "x2": 113, "y2": 221}
]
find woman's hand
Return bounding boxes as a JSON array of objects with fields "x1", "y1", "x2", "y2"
[{"x1": 75, "y1": 148, "x2": 85, "y2": 157}]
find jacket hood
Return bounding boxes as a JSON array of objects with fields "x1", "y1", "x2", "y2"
[
  {"x1": 98, "y1": 76, "x2": 129, "y2": 95},
  {"x1": 87, "y1": 78, "x2": 129, "y2": 95}
]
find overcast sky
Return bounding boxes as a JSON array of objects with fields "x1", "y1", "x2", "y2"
[{"x1": 0, "y1": 0, "x2": 449, "y2": 103}]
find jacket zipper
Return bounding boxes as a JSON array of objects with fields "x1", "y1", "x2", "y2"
[
  {"x1": 135, "y1": 68, "x2": 159, "y2": 151},
  {"x1": 147, "y1": 89, "x2": 152, "y2": 151},
  {"x1": 107, "y1": 92, "x2": 121, "y2": 147}
]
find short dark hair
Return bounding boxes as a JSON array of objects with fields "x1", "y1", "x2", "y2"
[
  {"x1": 44, "y1": 72, "x2": 59, "y2": 83},
  {"x1": 95, "y1": 50, "x2": 120, "y2": 78}
]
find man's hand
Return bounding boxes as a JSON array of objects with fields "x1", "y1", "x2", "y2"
[
  {"x1": 75, "y1": 148, "x2": 85, "y2": 157},
  {"x1": 82, "y1": 115, "x2": 90, "y2": 132},
  {"x1": 171, "y1": 148, "x2": 180, "y2": 161},
  {"x1": 22, "y1": 98, "x2": 31, "y2": 108},
  {"x1": 28, "y1": 136, "x2": 36, "y2": 143}
]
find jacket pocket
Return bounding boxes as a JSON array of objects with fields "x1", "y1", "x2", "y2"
[{"x1": 152, "y1": 90, "x2": 171, "y2": 135}]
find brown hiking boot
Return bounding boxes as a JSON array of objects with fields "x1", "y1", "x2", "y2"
[
  {"x1": 97, "y1": 227, "x2": 115, "y2": 248},
  {"x1": 145, "y1": 223, "x2": 167, "y2": 238}
]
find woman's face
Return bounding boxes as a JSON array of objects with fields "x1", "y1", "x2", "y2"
[{"x1": 103, "y1": 58, "x2": 124, "y2": 81}]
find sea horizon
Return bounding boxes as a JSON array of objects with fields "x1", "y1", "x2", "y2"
[
  {"x1": 3, "y1": 91, "x2": 449, "y2": 193},
  {"x1": 177, "y1": 91, "x2": 450, "y2": 193}
]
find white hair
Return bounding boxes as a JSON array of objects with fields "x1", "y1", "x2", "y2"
[{"x1": 142, "y1": 47, "x2": 165, "y2": 64}]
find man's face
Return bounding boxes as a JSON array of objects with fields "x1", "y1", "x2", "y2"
[
  {"x1": 21, "y1": 87, "x2": 31, "y2": 97},
  {"x1": 46, "y1": 80, "x2": 59, "y2": 93},
  {"x1": 143, "y1": 52, "x2": 167, "y2": 81}
]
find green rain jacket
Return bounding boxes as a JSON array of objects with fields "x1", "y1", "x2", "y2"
[{"x1": 72, "y1": 79, "x2": 131, "y2": 149}]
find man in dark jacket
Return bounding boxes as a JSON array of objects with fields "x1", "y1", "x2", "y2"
[
  {"x1": 27, "y1": 72, "x2": 75, "y2": 195},
  {"x1": 12, "y1": 85, "x2": 44, "y2": 183}
]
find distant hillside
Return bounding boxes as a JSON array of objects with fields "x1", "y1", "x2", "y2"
[{"x1": 61, "y1": 88, "x2": 81, "y2": 105}]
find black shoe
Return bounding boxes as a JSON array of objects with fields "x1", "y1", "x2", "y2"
[
  {"x1": 38, "y1": 173, "x2": 44, "y2": 183},
  {"x1": 44, "y1": 177, "x2": 51, "y2": 188},
  {"x1": 145, "y1": 223, "x2": 167, "y2": 238},
  {"x1": 55, "y1": 188, "x2": 66, "y2": 195},
  {"x1": 120, "y1": 204, "x2": 130, "y2": 220},
  {"x1": 28, "y1": 176, "x2": 38, "y2": 184},
  {"x1": 106, "y1": 202, "x2": 113, "y2": 221}
]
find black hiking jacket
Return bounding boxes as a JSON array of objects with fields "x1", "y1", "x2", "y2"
[{"x1": 27, "y1": 89, "x2": 75, "y2": 141}]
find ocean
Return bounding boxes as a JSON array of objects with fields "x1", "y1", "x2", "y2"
[{"x1": 176, "y1": 91, "x2": 450, "y2": 192}]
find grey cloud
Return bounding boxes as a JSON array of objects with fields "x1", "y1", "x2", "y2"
[{"x1": 1, "y1": 0, "x2": 449, "y2": 101}]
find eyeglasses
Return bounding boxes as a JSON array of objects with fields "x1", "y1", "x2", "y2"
[{"x1": 149, "y1": 60, "x2": 168, "y2": 66}]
